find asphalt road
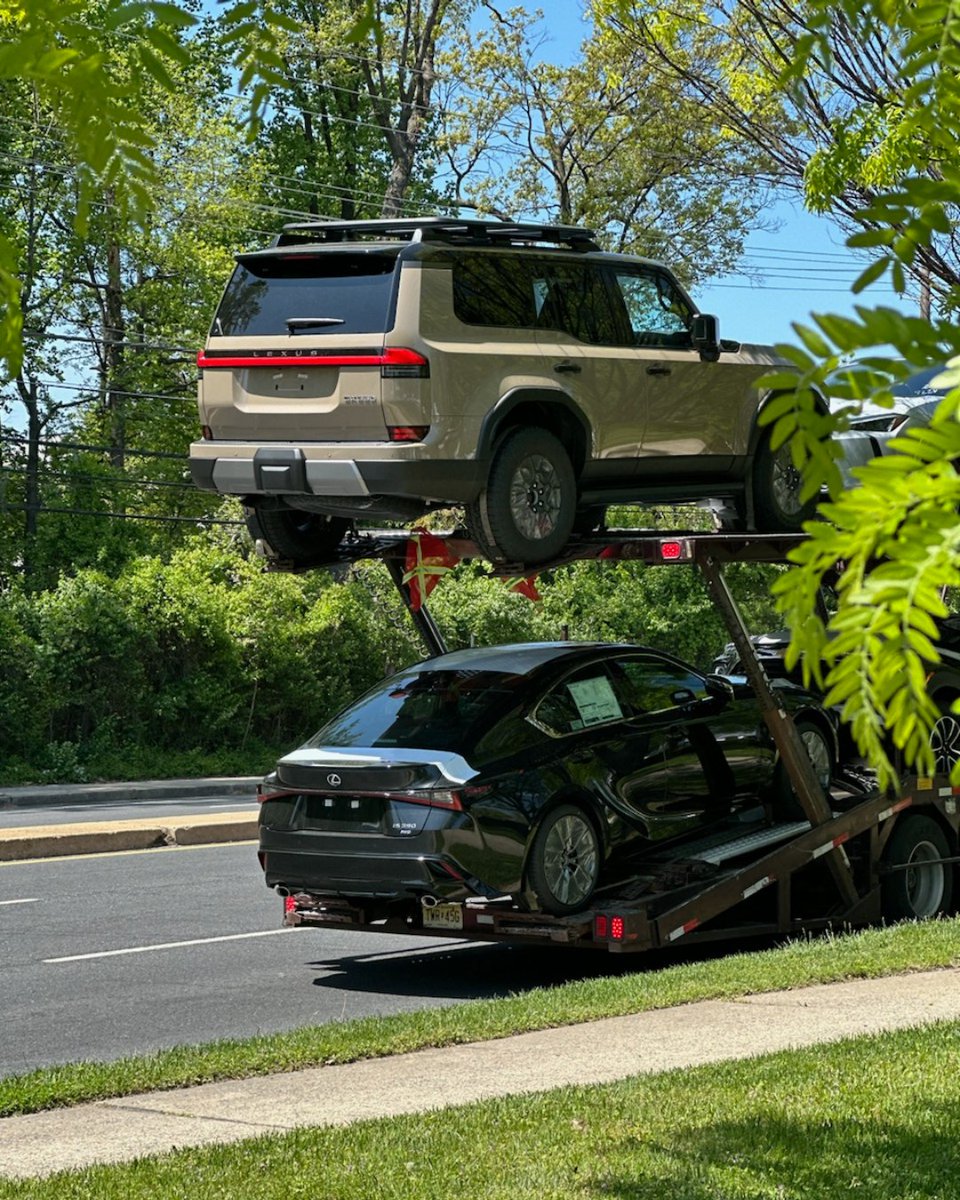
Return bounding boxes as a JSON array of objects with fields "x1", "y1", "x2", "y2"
[
  {"x1": 0, "y1": 841, "x2": 660, "y2": 1078},
  {"x1": 0, "y1": 793, "x2": 259, "y2": 830}
]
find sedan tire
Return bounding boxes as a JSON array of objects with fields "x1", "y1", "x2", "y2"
[
  {"x1": 771, "y1": 719, "x2": 834, "y2": 821},
  {"x1": 526, "y1": 803, "x2": 600, "y2": 915}
]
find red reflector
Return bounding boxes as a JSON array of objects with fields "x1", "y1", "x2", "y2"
[
  {"x1": 610, "y1": 916, "x2": 625, "y2": 940},
  {"x1": 257, "y1": 789, "x2": 289, "y2": 804},
  {"x1": 388, "y1": 425, "x2": 429, "y2": 442},
  {"x1": 594, "y1": 915, "x2": 608, "y2": 939}
]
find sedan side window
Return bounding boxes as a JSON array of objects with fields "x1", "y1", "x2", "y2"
[
  {"x1": 532, "y1": 665, "x2": 625, "y2": 736},
  {"x1": 613, "y1": 270, "x2": 693, "y2": 348},
  {"x1": 615, "y1": 656, "x2": 707, "y2": 714}
]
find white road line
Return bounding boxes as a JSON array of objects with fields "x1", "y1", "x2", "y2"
[
  {"x1": 0, "y1": 897, "x2": 39, "y2": 906},
  {"x1": 44, "y1": 927, "x2": 295, "y2": 963}
]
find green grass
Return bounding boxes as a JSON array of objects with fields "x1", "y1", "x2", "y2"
[
  {"x1": 5, "y1": 1019, "x2": 959, "y2": 1197},
  {"x1": 3, "y1": 917, "x2": 959, "y2": 1119}
]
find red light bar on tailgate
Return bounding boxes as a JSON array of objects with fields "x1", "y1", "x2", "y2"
[{"x1": 197, "y1": 347, "x2": 429, "y2": 378}]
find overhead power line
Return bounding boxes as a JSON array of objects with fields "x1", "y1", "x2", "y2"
[
  {"x1": 0, "y1": 502, "x2": 242, "y2": 526},
  {"x1": 0, "y1": 432, "x2": 188, "y2": 461}
]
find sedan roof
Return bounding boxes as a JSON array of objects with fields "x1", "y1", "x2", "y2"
[{"x1": 410, "y1": 642, "x2": 629, "y2": 677}]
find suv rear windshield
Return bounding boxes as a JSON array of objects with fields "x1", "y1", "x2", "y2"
[{"x1": 213, "y1": 250, "x2": 400, "y2": 337}]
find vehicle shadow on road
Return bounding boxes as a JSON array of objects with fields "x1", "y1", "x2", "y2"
[{"x1": 305, "y1": 935, "x2": 782, "y2": 1001}]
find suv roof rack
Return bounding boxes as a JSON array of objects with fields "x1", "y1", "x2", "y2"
[{"x1": 275, "y1": 216, "x2": 600, "y2": 251}]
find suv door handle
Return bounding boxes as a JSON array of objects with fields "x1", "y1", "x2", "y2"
[
  {"x1": 554, "y1": 361, "x2": 582, "y2": 374},
  {"x1": 646, "y1": 364, "x2": 672, "y2": 376}
]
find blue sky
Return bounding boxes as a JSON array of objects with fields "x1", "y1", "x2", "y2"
[{"x1": 532, "y1": 2, "x2": 911, "y2": 349}]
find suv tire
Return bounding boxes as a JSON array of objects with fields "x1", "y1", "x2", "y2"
[
  {"x1": 472, "y1": 427, "x2": 576, "y2": 564},
  {"x1": 752, "y1": 427, "x2": 818, "y2": 532},
  {"x1": 245, "y1": 503, "x2": 348, "y2": 567}
]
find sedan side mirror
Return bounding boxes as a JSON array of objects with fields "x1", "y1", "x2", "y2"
[
  {"x1": 692, "y1": 313, "x2": 722, "y2": 363},
  {"x1": 704, "y1": 674, "x2": 736, "y2": 705}
]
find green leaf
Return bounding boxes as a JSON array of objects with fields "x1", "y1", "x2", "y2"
[{"x1": 852, "y1": 257, "x2": 890, "y2": 293}]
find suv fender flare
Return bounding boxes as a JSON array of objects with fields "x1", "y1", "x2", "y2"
[
  {"x1": 476, "y1": 387, "x2": 592, "y2": 473},
  {"x1": 748, "y1": 386, "x2": 830, "y2": 458}
]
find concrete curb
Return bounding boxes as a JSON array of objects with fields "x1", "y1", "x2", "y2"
[
  {"x1": 0, "y1": 777, "x2": 261, "y2": 810},
  {"x1": 0, "y1": 813, "x2": 258, "y2": 861}
]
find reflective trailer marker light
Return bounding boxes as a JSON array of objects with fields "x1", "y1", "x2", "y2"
[
  {"x1": 610, "y1": 915, "x2": 625, "y2": 941},
  {"x1": 594, "y1": 914, "x2": 608, "y2": 939},
  {"x1": 284, "y1": 895, "x2": 297, "y2": 914},
  {"x1": 659, "y1": 538, "x2": 692, "y2": 562}
]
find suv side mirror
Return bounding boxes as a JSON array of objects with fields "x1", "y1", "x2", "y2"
[{"x1": 692, "y1": 313, "x2": 722, "y2": 363}]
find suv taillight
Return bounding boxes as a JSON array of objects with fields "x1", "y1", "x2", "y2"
[{"x1": 381, "y1": 347, "x2": 429, "y2": 379}]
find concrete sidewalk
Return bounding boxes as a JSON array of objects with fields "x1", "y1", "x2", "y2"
[
  {"x1": 2, "y1": 966, "x2": 959, "y2": 1179},
  {"x1": 0, "y1": 777, "x2": 260, "y2": 861}
]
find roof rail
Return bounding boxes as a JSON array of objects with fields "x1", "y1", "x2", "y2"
[{"x1": 275, "y1": 216, "x2": 600, "y2": 251}]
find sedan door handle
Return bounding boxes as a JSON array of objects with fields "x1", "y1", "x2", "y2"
[
  {"x1": 646, "y1": 364, "x2": 672, "y2": 376},
  {"x1": 554, "y1": 361, "x2": 582, "y2": 375}
]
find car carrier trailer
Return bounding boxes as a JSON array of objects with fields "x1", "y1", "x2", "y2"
[{"x1": 260, "y1": 527, "x2": 959, "y2": 953}]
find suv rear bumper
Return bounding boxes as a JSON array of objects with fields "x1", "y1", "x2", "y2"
[{"x1": 190, "y1": 441, "x2": 483, "y2": 503}]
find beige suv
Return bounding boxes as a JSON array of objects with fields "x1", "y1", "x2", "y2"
[{"x1": 190, "y1": 217, "x2": 818, "y2": 567}]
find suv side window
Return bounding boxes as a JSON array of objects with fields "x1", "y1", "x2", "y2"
[
  {"x1": 612, "y1": 269, "x2": 693, "y2": 348},
  {"x1": 534, "y1": 262, "x2": 624, "y2": 345},
  {"x1": 452, "y1": 255, "x2": 624, "y2": 345},
  {"x1": 452, "y1": 255, "x2": 539, "y2": 328}
]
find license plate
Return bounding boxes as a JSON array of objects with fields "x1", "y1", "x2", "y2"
[{"x1": 422, "y1": 901, "x2": 463, "y2": 930}]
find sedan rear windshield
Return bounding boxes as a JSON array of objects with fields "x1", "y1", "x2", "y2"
[
  {"x1": 307, "y1": 669, "x2": 524, "y2": 753},
  {"x1": 213, "y1": 250, "x2": 400, "y2": 337}
]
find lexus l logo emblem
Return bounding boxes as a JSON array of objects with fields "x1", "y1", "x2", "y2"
[{"x1": 327, "y1": 773, "x2": 342, "y2": 787}]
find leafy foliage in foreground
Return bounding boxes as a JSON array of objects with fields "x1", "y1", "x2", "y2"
[{"x1": 630, "y1": 0, "x2": 960, "y2": 790}]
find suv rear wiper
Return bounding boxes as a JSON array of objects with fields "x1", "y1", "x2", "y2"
[{"x1": 286, "y1": 317, "x2": 345, "y2": 330}]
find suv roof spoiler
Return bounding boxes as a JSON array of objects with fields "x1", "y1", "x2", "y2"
[{"x1": 275, "y1": 217, "x2": 600, "y2": 251}]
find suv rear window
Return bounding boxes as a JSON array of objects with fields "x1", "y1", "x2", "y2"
[{"x1": 213, "y1": 251, "x2": 400, "y2": 337}]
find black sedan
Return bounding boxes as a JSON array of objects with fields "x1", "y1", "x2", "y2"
[
  {"x1": 713, "y1": 618, "x2": 960, "y2": 774},
  {"x1": 258, "y1": 643, "x2": 836, "y2": 916}
]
